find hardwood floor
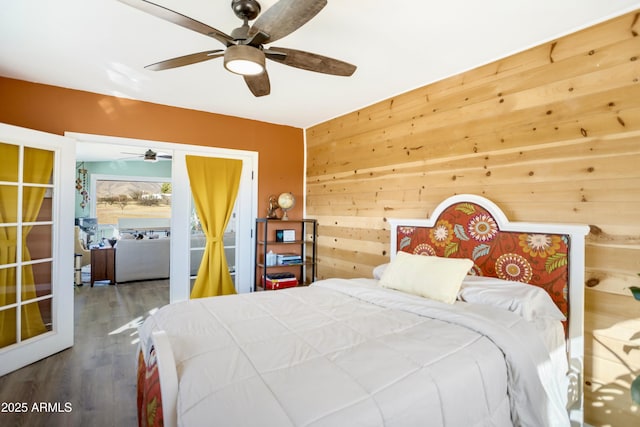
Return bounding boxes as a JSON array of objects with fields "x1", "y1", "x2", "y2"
[{"x1": 0, "y1": 280, "x2": 169, "y2": 427}]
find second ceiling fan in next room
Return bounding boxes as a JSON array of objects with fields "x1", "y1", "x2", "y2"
[{"x1": 120, "y1": 149, "x2": 172, "y2": 162}]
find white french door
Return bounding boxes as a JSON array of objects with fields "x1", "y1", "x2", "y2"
[{"x1": 0, "y1": 123, "x2": 75, "y2": 376}]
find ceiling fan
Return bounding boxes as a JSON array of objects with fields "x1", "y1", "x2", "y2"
[
  {"x1": 121, "y1": 149, "x2": 172, "y2": 162},
  {"x1": 118, "y1": 0, "x2": 357, "y2": 97}
]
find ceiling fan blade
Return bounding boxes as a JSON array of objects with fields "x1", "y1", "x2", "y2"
[
  {"x1": 265, "y1": 47, "x2": 356, "y2": 76},
  {"x1": 117, "y1": 0, "x2": 234, "y2": 47},
  {"x1": 247, "y1": 0, "x2": 327, "y2": 45},
  {"x1": 244, "y1": 71, "x2": 271, "y2": 97},
  {"x1": 145, "y1": 50, "x2": 224, "y2": 71}
]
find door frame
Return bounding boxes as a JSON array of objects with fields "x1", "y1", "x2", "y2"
[
  {"x1": 66, "y1": 132, "x2": 258, "y2": 302},
  {"x1": 0, "y1": 123, "x2": 75, "y2": 376}
]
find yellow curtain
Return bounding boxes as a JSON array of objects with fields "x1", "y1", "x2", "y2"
[
  {"x1": 186, "y1": 156, "x2": 242, "y2": 298},
  {"x1": 0, "y1": 185, "x2": 18, "y2": 347},
  {"x1": 0, "y1": 145, "x2": 51, "y2": 347}
]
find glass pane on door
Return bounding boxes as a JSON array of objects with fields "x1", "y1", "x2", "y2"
[
  {"x1": 0, "y1": 142, "x2": 19, "y2": 182},
  {"x1": 0, "y1": 186, "x2": 18, "y2": 223},
  {"x1": 0, "y1": 143, "x2": 54, "y2": 349}
]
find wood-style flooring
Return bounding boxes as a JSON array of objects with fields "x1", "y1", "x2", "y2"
[{"x1": 0, "y1": 280, "x2": 169, "y2": 427}]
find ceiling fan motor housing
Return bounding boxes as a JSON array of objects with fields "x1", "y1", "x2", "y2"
[
  {"x1": 232, "y1": 0, "x2": 261, "y2": 21},
  {"x1": 143, "y1": 149, "x2": 157, "y2": 161}
]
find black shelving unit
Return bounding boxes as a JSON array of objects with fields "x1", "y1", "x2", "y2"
[{"x1": 254, "y1": 218, "x2": 317, "y2": 291}]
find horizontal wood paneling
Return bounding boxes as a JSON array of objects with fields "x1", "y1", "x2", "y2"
[{"x1": 306, "y1": 10, "x2": 640, "y2": 426}]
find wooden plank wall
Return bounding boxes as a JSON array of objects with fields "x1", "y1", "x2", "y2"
[{"x1": 306, "y1": 11, "x2": 640, "y2": 426}]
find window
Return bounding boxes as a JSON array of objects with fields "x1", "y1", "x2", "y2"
[{"x1": 92, "y1": 178, "x2": 171, "y2": 241}]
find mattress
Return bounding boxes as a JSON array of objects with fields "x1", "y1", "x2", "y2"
[{"x1": 138, "y1": 278, "x2": 569, "y2": 427}]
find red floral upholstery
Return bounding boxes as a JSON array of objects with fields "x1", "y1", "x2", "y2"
[
  {"x1": 396, "y1": 201, "x2": 572, "y2": 319},
  {"x1": 137, "y1": 346, "x2": 164, "y2": 427},
  {"x1": 137, "y1": 351, "x2": 145, "y2": 426}
]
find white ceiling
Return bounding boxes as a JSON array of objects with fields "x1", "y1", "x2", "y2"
[{"x1": 2, "y1": 0, "x2": 639, "y2": 130}]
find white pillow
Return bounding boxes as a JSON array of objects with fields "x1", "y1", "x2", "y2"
[
  {"x1": 379, "y1": 252, "x2": 473, "y2": 304},
  {"x1": 372, "y1": 263, "x2": 389, "y2": 280},
  {"x1": 458, "y1": 275, "x2": 566, "y2": 321}
]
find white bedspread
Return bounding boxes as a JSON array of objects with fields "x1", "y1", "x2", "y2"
[{"x1": 139, "y1": 278, "x2": 569, "y2": 427}]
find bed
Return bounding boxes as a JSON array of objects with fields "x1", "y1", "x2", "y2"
[{"x1": 136, "y1": 194, "x2": 589, "y2": 427}]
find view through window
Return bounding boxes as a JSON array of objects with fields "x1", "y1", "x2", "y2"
[{"x1": 95, "y1": 179, "x2": 171, "y2": 228}]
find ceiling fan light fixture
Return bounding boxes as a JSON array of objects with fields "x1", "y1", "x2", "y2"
[{"x1": 224, "y1": 45, "x2": 265, "y2": 76}]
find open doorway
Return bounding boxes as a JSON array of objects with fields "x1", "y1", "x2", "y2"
[
  {"x1": 85, "y1": 176, "x2": 173, "y2": 286},
  {"x1": 70, "y1": 133, "x2": 257, "y2": 303},
  {"x1": 73, "y1": 141, "x2": 173, "y2": 291}
]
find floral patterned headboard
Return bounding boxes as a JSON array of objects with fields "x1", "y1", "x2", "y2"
[
  {"x1": 389, "y1": 195, "x2": 589, "y2": 336},
  {"x1": 395, "y1": 201, "x2": 571, "y2": 317}
]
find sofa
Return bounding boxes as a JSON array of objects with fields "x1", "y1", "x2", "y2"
[
  {"x1": 113, "y1": 230, "x2": 234, "y2": 283},
  {"x1": 115, "y1": 237, "x2": 171, "y2": 283}
]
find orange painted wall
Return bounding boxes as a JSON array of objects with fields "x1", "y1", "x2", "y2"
[{"x1": 0, "y1": 77, "x2": 305, "y2": 218}]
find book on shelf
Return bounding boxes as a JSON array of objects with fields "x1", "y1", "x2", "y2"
[
  {"x1": 276, "y1": 253, "x2": 302, "y2": 264},
  {"x1": 266, "y1": 272, "x2": 295, "y2": 279}
]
